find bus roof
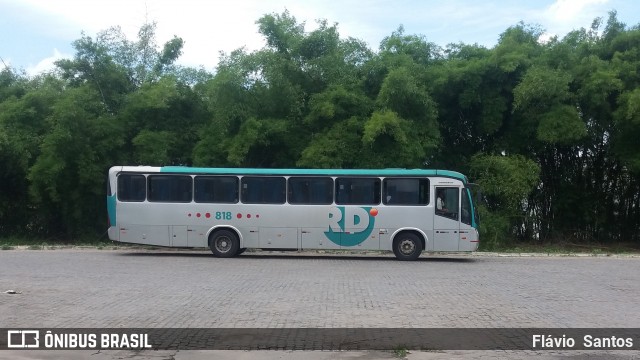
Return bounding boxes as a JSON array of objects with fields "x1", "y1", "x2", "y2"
[{"x1": 154, "y1": 166, "x2": 468, "y2": 183}]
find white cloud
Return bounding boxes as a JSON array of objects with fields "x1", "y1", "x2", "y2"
[
  {"x1": 11, "y1": 0, "x2": 630, "y2": 74},
  {"x1": 527, "y1": 0, "x2": 610, "y2": 44},
  {"x1": 546, "y1": 0, "x2": 608, "y2": 22},
  {"x1": 541, "y1": 0, "x2": 610, "y2": 36},
  {"x1": 538, "y1": 32, "x2": 555, "y2": 44},
  {"x1": 26, "y1": 49, "x2": 71, "y2": 76},
  {"x1": 17, "y1": 0, "x2": 334, "y2": 71}
]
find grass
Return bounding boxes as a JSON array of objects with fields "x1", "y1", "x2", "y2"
[
  {"x1": 393, "y1": 345, "x2": 408, "y2": 358},
  {"x1": 482, "y1": 241, "x2": 640, "y2": 255},
  {"x1": 0, "y1": 235, "x2": 162, "y2": 251},
  {"x1": 0, "y1": 234, "x2": 112, "y2": 249}
]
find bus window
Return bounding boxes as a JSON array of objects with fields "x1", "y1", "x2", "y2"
[
  {"x1": 288, "y1": 177, "x2": 333, "y2": 205},
  {"x1": 335, "y1": 178, "x2": 381, "y2": 205},
  {"x1": 435, "y1": 187, "x2": 459, "y2": 221},
  {"x1": 194, "y1": 176, "x2": 238, "y2": 203},
  {"x1": 117, "y1": 174, "x2": 146, "y2": 202},
  {"x1": 241, "y1": 177, "x2": 286, "y2": 204},
  {"x1": 383, "y1": 178, "x2": 429, "y2": 205},
  {"x1": 461, "y1": 188, "x2": 472, "y2": 225},
  {"x1": 148, "y1": 175, "x2": 193, "y2": 203}
]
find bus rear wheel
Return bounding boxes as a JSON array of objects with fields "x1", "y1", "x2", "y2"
[
  {"x1": 392, "y1": 233, "x2": 422, "y2": 261},
  {"x1": 209, "y1": 230, "x2": 240, "y2": 258}
]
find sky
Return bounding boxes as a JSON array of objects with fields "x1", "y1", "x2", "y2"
[{"x1": 1, "y1": 0, "x2": 638, "y2": 76}]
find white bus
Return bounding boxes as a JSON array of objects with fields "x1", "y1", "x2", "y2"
[{"x1": 107, "y1": 166, "x2": 479, "y2": 260}]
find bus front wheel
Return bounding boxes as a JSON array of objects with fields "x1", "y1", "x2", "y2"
[
  {"x1": 209, "y1": 230, "x2": 240, "y2": 258},
  {"x1": 392, "y1": 233, "x2": 422, "y2": 261}
]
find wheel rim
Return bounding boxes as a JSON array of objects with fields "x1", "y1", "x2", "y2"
[
  {"x1": 399, "y1": 239, "x2": 416, "y2": 255},
  {"x1": 215, "y1": 236, "x2": 231, "y2": 253}
]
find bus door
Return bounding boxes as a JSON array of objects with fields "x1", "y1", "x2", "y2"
[
  {"x1": 459, "y1": 187, "x2": 479, "y2": 251},
  {"x1": 433, "y1": 187, "x2": 460, "y2": 251}
]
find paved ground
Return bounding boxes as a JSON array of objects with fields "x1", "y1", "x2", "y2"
[{"x1": 0, "y1": 249, "x2": 639, "y2": 359}]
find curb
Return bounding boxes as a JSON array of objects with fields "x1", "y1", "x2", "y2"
[{"x1": 2, "y1": 245, "x2": 639, "y2": 258}]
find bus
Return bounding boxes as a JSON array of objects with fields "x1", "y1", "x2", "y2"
[{"x1": 107, "y1": 166, "x2": 479, "y2": 260}]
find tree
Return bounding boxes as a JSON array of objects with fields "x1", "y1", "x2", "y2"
[
  {"x1": 23, "y1": 22, "x2": 192, "y2": 238},
  {"x1": 196, "y1": 11, "x2": 375, "y2": 168},
  {"x1": 361, "y1": 67, "x2": 439, "y2": 167},
  {"x1": 120, "y1": 77, "x2": 208, "y2": 166},
  {"x1": 28, "y1": 85, "x2": 124, "y2": 237},
  {"x1": 0, "y1": 72, "x2": 60, "y2": 234},
  {"x1": 470, "y1": 154, "x2": 540, "y2": 249}
]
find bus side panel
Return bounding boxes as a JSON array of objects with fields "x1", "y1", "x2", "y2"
[
  {"x1": 343, "y1": 227, "x2": 379, "y2": 250},
  {"x1": 375, "y1": 206, "x2": 433, "y2": 251},
  {"x1": 107, "y1": 195, "x2": 118, "y2": 240},
  {"x1": 186, "y1": 226, "x2": 208, "y2": 247},
  {"x1": 264, "y1": 205, "x2": 332, "y2": 250},
  {"x1": 119, "y1": 225, "x2": 170, "y2": 246},
  {"x1": 459, "y1": 228, "x2": 479, "y2": 251},
  {"x1": 259, "y1": 227, "x2": 298, "y2": 248},
  {"x1": 116, "y1": 202, "x2": 172, "y2": 246},
  {"x1": 301, "y1": 227, "x2": 340, "y2": 250}
]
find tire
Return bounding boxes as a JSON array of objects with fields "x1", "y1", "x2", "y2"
[
  {"x1": 392, "y1": 232, "x2": 422, "y2": 261},
  {"x1": 237, "y1": 248, "x2": 247, "y2": 255},
  {"x1": 209, "y1": 230, "x2": 240, "y2": 257}
]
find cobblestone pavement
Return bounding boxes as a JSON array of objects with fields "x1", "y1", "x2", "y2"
[{"x1": 1, "y1": 249, "x2": 639, "y2": 359}]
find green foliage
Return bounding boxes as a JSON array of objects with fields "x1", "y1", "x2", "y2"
[
  {"x1": 513, "y1": 66, "x2": 571, "y2": 111},
  {"x1": 368, "y1": 66, "x2": 440, "y2": 166},
  {"x1": 536, "y1": 105, "x2": 586, "y2": 144},
  {"x1": 28, "y1": 86, "x2": 124, "y2": 236},
  {"x1": 132, "y1": 130, "x2": 175, "y2": 165},
  {"x1": 377, "y1": 67, "x2": 437, "y2": 122},
  {"x1": 470, "y1": 154, "x2": 540, "y2": 210},
  {"x1": 257, "y1": 11, "x2": 304, "y2": 54},
  {"x1": 226, "y1": 117, "x2": 289, "y2": 166},
  {"x1": 297, "y1": 117, "x2": 365, "y2": 168},
  {"x1": 380, "y1": 26, "x2": 440, "y2": 66},
  {"x1": 426, "y1": 42, "x2": 504, "y2": 169},
  {"x1": 493, "y1": 23, "x2": 544, "y2": 73},
  {"x1": 392, "y1": 345, "x2": 408, "y2": 358},
  {"x1": 470, "y1": 154, "x2": 541, "y2": 248},
  {"x1": 305, "y1": 85, "x2": 372, "y2": 129},
  {"x1": 0, "y1": 67, "x2": 27, "y2": 101},
  {"x1": 613, "y1": 88, "x2": 640, "y2": 172},
  {"x1": 362, "y1": 110, "x2": 431, "y2": 167},
  {"x1": 476, "y1": 206, "x2": 511, "y2": 250},
  {"x1": 120, "y1": 77, "x2": 206, "y2": 165},
  {"x1": 363, "y1": 110, "x2": 408, "y2": 144},
  {"x1": 0, "y1": 73, "x2": 61, "y2": 234}
]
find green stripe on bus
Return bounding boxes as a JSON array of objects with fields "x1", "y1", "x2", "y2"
[{"x1": 160, "y1": 167, "x2": 467, "y2": 183}]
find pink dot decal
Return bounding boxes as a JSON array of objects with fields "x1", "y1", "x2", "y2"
[
  {"x1": 237, "y1": 213, "x2": 242, "y2": 219},
  {"x1": 205, "y1": 213, "x2": 211, "y2": 218},
  {"x1": 256, "y1": 214, "x2": 260, "y2": 218},
  {"x1": 247, "y1": 214, "x2": 252, "y2": 219},
  {"x1": 188, "y1": 213, "x2": 192, "y2": 217},
  {"x1": 196, "y1": 213, "x2": 201, "y2": 218}
]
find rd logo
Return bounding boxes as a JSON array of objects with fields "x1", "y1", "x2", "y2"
[{"x1": 324, "y1": 206, "x2": 377, "y2": 246}]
